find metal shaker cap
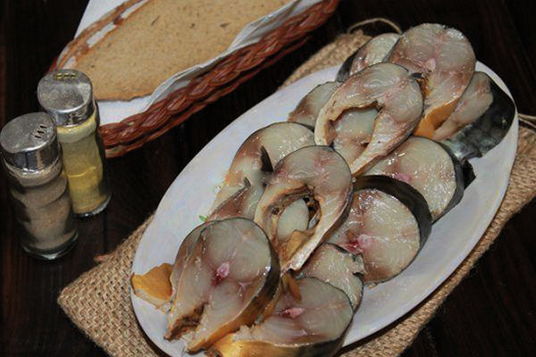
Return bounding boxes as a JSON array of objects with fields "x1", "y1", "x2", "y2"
[
  {"x1": 0, "y1": 112, "x2": 59, "y2": 171},
  {"x1": 37, "y1": 69, "x2": 95, "y2": 126}
]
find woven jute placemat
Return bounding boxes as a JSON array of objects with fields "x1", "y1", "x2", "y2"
[{"x1": 58, "y1": 30, "x2": 536, "y2": 357}]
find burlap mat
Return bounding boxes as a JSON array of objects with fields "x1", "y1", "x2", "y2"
[{"x1": 58, "y1": 31, "x2": 536, "y2": 357}]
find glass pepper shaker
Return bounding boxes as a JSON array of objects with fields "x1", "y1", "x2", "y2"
[
  {"x1": 37, "y1": 69, "x2": 111, "y2": 217},
  {"x1": 0, "y1": 112, "x2": 78, "y2": 259}
]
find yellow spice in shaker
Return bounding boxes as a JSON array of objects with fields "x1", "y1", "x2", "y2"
[
  {"x1": 38, "y1": 69, "x2": 111, "y2": 217},
  {"x1": 56, "y1": 111, "x2": 109, "y2": 214}
]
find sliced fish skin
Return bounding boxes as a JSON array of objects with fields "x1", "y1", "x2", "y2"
[
  {"x1": 254, "y1": 146, "x2": 353, "y2": 273},
  {"x1": 287, "y1": 82, "x2": 340, "y2": 129},
  {"x1": 298, "y1": 243, "x2": 364, "y2": 310},
  {"x1": 433, "y1": 72, "x2": 493, "y2": 141},
  {"x1": 209, "y1": 122, "x2": 314, "y2": 220},
  {"x1": 388, "y1": 23, "x2": 476, "y2": 136},
  {"x1": 316, "y1": 63, "x2": 424, "y2": 175},
  {"x1": 166, "y1": 218, "x2": 280, "y2": 353},
  {"x1": 337, "y1": 33, "x2": 401, "y2": 81},
  {"x1": 209, "y1": 277, "x2": 354, "y2": 357},
  {"x1": 366, "y1": 136, "x2": 468, "y2": 220},
  {"x1": 328, "y1": 176, "x2": 432, "y2": 283},
  {"x1": 441, "y1": 73, "x2": 516, "y2": 161}
]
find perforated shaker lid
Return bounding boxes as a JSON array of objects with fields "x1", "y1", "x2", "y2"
[
  {"x1": 37, "y1": 69, "x2": 95, "y2": 126},
  {"x1": 0, "y1": 112, "x2": 59, "y2": 171}
]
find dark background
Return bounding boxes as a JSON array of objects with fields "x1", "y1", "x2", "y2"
[{"x1": 1, "y1": 0, "x2": 535, "y2": 355}]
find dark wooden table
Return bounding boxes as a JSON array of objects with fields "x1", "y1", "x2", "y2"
[{"x1": 1, "y1": 0, "x2": 535, "y2": 355}]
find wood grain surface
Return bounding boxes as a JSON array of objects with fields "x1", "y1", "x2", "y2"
[{"x1": 1, "y1": 0, "x2": 535, "y2": 355}]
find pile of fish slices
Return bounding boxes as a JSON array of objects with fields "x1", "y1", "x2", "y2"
[{"x1": 133, "y1": 23, "x2": 515, "y2": 357}]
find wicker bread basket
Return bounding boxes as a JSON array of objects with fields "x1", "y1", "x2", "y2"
[{"x1": 53, "y1": 0, "x2": 340, "y2": 157}]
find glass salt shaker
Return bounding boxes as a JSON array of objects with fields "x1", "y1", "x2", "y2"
[
  {"x1": 0, "y1": 112, "x2": 78, "y2": 259},
  {"x1": 37, "y1": 69, "x2": 111, "y2": 217}
]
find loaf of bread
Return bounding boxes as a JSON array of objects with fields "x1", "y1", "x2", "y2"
[{"x1": 71, "y1": 0, "x2": 291, "y2": 101}]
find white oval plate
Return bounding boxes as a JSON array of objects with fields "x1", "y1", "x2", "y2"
[{"x1": 131, "y1": 62, "x2": 518, "y2": 356}]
